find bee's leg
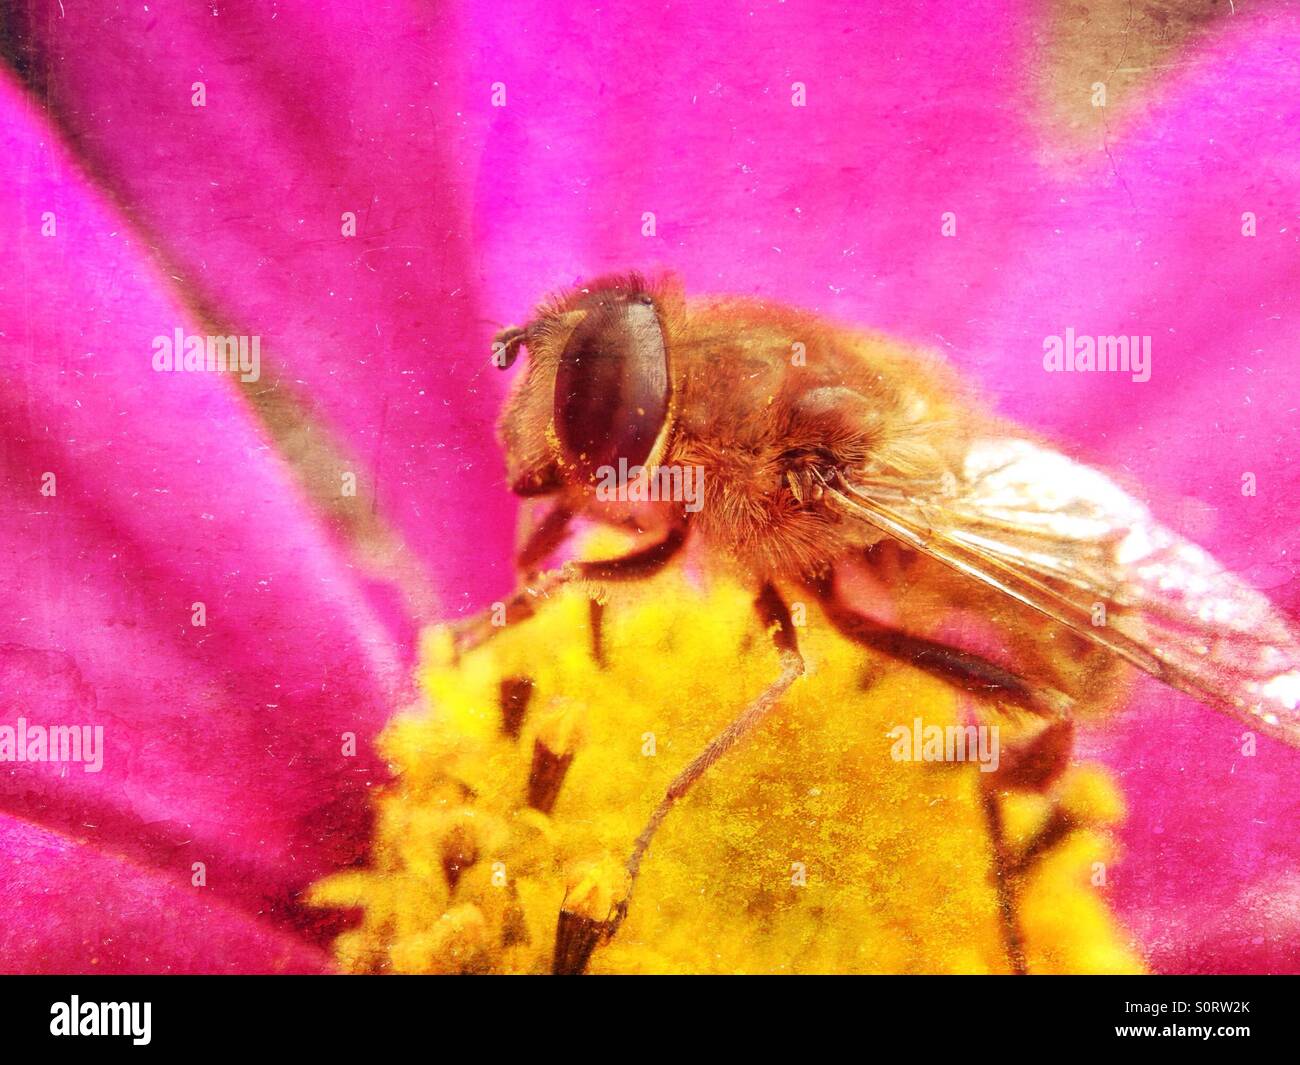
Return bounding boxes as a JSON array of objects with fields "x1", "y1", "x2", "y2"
[
  {"x1": 576, "y1": 523, "x2": 688, "y2": 582},
  {"x1": 811, "y1": 573, "x2": 1076, "y2": 975},
  {"x1": 975, "y1": 718, "x2": 1079, "y2": 975},
  {"x1": 859, "y1": 541, "x2": 1125, "y2": 720},
  {"x1": 452, "y1": 524, "x2": 688, "y2": 655},
  {"x1": 588, "y1": 598, "x2": 608, "y2": 668},
  {"x1": 451, "y1": 503, "x2": 574, "y2": 655},
  {"x1": 514, "y1": 501, "x2": 574, "y2": 575},
  {"x1": 808, "y1": 573, "x2": 1072, "y2": 719},
  {"x1": 978, "y1": 786, "x2": 1028, "y2": 975},
  {"x1": 517, "y1": 504, "x2": 665, "y2": 666},
  {"x1": 604, "y1": 583, "x2": 805, "y2": 937}
]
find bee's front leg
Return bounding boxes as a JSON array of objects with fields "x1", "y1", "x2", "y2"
[
  {"x1": 590, "y1": 583, "x2": 806, "y2": 951},
  {"x1": 513, "y1": 501, "x2": 574, "y2": 575},
  {"x1": 451, "y1": 523, "x2": 688, "y2": 656}
]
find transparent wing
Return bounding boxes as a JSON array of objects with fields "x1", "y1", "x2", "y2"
[{"x1": 818, "y1": 437, "x2": 1300, "y2": 747}]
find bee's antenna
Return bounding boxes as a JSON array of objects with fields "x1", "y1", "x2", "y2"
[{"x1": 491, "y1": 326, "x2": 527, "y2": 370}]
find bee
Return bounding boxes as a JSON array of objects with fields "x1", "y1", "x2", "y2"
[{"x1": 465, "y1": 272, "x2": 1300, "y2": 968}]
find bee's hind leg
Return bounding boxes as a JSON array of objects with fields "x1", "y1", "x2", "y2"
[
  {"x1": 595, "y1": 583, "x2": 805, "y2": 945},
  {"x1": 807, "y1": 572, "x2": 1073, "y2": 720},
  {"x1": 978, "y1": 785, "x2": 1028, "y2": 974},
  {"x1": 809, "y1": 572, "x2": 1080, "y2": 975}
]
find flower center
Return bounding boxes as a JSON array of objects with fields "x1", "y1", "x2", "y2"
[{"x1": 311, "y1": 550, "x2": 1140, "y2": 975}]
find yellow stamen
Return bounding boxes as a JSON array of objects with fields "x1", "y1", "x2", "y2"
[{"x1": 311, "y1": 537, "x2": 1143, "y2": 975}]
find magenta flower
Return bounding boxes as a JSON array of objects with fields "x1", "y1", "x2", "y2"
[{"x1": 1, "y1": 1, "x2": 1297, "y2": 973}]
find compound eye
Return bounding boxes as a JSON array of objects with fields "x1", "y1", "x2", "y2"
[{"x1": 553, "y1": 295, "x2": 669, "y2": 482}]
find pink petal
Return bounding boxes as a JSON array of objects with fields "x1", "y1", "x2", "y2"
[
  {"x1": 1129, "y1": 868, "x2": 1300, "y2": 975},
  {"x1": 6, "y1": 1, "x2": 518, "y2": 611},
  {"x1": 462, "y1": 0, "x2": 1046, "y2": 331},
  {"x1": 0, "y1": 67, "x2": 399, "y2": 939},
  {"x1": 1087, "y1": 681, "x2": 1300, "y2": 975},
  {"x1": 0, "y1": 814, "x2": 332, "y2": 973}
]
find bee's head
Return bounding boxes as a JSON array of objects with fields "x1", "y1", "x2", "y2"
[{"x1": 494, "y1": 275, "x2": 678, "y2": 497}]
